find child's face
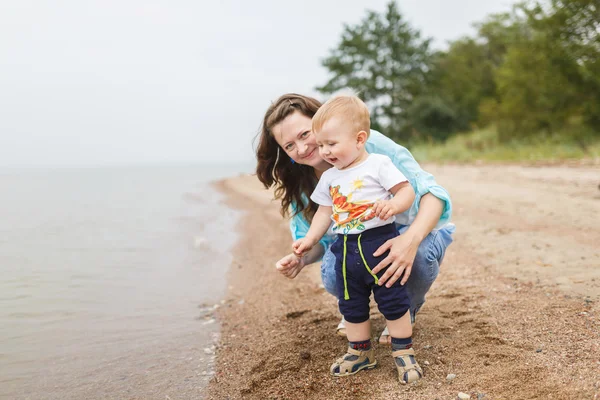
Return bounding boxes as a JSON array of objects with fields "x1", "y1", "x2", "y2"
[{"x1": 315, "y1": 117, "x2": 365, "y2": 170}]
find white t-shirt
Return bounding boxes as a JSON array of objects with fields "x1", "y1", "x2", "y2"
[{"x1": 310, "y1": 154, "x2": 409, "y2": 235}]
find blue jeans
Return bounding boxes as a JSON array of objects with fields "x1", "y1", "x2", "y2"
[{"x1": 321, "y1": 223, "x2": 455, "y2": 323}]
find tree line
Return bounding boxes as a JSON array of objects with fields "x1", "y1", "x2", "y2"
[{"x1": 317, "y1": 0, "x2": 599, "y2": 146}]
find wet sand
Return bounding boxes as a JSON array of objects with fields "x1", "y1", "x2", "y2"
[{"x1": 207, "y1": 164, "x2": 599, "y2": 400}]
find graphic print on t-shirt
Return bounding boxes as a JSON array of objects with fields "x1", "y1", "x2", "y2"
[
  {"x1": 310, "y1": 154, "x2": 408, "y2": 235},
  {"x1": 330, "y1": 178, "x2": 376, "y2": 233}
]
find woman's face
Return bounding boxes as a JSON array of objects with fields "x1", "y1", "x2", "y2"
[{"x1": 271, "y1": 111, "x2": 331, "y2": 171}]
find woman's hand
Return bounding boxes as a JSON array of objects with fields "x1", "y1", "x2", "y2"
[
  {"x1": 372, "y1": 193, "x2": 445, "y2": 287},
  {"x1": 370, "y1": 232, "x2": 421, "y2": 287},
  {"x1": 275, "y1": 253, "x2": 306, "y2": 279}
]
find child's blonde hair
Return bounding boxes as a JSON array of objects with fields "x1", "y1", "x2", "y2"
[{"x1": 312, "y1": 92, "x2": 370, "y2": 135}]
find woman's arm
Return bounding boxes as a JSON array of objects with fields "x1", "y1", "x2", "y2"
[
  {"x1": 365, "y1": 130, "x2": 451, "y2": 287},
  {"x1": 275, "y1": 243, "x2": 324, "y2": 279},
  {"x1": 366, "y1": 130, "x2": 452, "y2": 229},
  {"x1": 277, "y1": 202, "x2": 331, "y2": 279},
  {"x1": 371, "y1": 193, "x2": 444, "y2": 287}
]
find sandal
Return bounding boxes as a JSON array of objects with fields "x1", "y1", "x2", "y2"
[
  {"x1": 330, "y1": 347, "x2": 377, "y2": 377},
  {"x1": 336, "y1": 318, "x2": 347, "y2": 337},
  {"x1": 392, "y1": 348, "x2": 423, "y2": 384}
]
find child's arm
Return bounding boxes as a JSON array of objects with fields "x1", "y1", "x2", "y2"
[
  {"x1": 373, "y1": 181, "x2": 416, "y2": 221},
  {"x1": 292, "y1": 205, "x2": 333, "y2": 256}
]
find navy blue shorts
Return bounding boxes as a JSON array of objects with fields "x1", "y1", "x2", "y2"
[{"x1": 331, "y1": 224, "x2": 411, "y2": 324}]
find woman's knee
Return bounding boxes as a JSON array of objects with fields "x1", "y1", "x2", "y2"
[
  {"x1": 320, "y1": 247, "x2": 338, "y2": 297},
  {"x1": 413, "y1": 225, "x2": 454, "y2": 278},
  {"x1": 411, "y1": 232, "x2": 442, "y2": 283}
]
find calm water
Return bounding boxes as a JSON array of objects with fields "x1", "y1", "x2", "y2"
[{"x1": 0, "y1": 164, "x2": 250, "y2": 399}]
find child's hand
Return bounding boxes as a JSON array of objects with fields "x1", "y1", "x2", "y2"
[
  {"x1": 292, "y1": 237, "x2": 315, "y2": 257},
  {"x1": 372, "y1": 200, "x2": 400, "y2": 220}
]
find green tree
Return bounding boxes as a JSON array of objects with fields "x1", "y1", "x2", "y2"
[
  {"x1": 428, "y1": 38, "x2": 495, "y2": 131},
  {"x1": 317, "y1": 1, "x2": 431, "y2": 141},
  {"x1": 495, "y1": 37, "x2": 580, "y2": 138},
  {"x1": 494, "y1": 0, "x2": 599, "y2": 139},
  {"x1": 526, "y1": 0, "x2": 600, "y2": 130},
  {"x1": 426, "y1": 12, "x2": 527, "y2": 132}
]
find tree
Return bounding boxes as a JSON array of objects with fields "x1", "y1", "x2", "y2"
[
  {"x1": 427, "y1": 38, "x2": 495, "y2": 131},
  {"x1": 525, "y1": 0, "x2": 600, "y2": 130},
  {"x1": 426, "y1": 12, "x2": 528, "y2": 132},
  {"x1": 317, "y1": 1, "x2": 432, "y2": 140},
  {"x1": 494, "y1": 0, "x2": 600, "y2": 139}
]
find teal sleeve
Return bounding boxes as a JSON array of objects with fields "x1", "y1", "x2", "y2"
[
  {"x1": 365, "y1": 130, "x2": 452, "y2": 228},
  {"x1": 289, "y1": 202, "x2": 334, "y2": 259}
]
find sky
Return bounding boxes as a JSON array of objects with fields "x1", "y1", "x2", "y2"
[{"x1": 0, "y1": 0, "x2": 516, "y2": 167}]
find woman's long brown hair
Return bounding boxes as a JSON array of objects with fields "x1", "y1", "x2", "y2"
[{"x1": 255, "y1": 93, "x2": 322, "y2": 222}]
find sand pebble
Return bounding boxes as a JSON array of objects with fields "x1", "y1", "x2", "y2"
[
  {"x1": 203, "y1": 319, "x2": 216, "y2": 325},
  {"x1": 447, "y1": 373, "x2": 457, "y2": 381},
  {"x1": 458, "y1": 393, "x2": 471, "y2": 399}
]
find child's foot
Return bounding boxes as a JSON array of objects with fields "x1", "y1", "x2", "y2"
[
  {"x1": 393, "y1": 348, "x2": 423, "y2": 384},
  {"x1": 330, "y1": 347, "x2": 377, "y2": 377}
]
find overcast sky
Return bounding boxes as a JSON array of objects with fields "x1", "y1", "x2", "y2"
[{"x1": 0, "y1": 0, "x2": 516, "y2": 167}]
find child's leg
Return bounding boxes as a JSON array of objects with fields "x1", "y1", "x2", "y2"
[
  {"x1": 344, "y1": 319, "x2": 370, "y2": 342},
  {"x1": 331, "y1": 253, "x2": 376, "y2": 377},
  {"x1": 330, "y1": 236, "x2": 377, "y2": 377},
  {"x1": 372, "y1": 271, "x2": 422, "y2": 384},
  {"x1": 386, "y1": 311, "x2": 422, "y2": 384},
  {"x1": 330, "y1": 319, "x2": 377, "y2": 377},
  {"x1": 386, "y1": 308, "x2": 412, "y2": 338}
]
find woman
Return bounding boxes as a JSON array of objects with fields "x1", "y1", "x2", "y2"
[{"x1": 255, "y1": 93, "x2": 454, "y2": 341}]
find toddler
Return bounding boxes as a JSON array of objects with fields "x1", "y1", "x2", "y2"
[{"x1": 293, "y1": 94, "x2": 423, "y2": 384}]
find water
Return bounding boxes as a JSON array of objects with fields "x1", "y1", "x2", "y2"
[{"x1": 0, "y1": 164, "x2": 250, "y2": 399}]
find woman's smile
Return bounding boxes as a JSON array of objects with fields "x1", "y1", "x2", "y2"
[{"x1": 301, "y1": 148, "x2": 317, "y2": 160}]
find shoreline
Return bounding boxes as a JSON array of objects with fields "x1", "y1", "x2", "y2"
[{"x1": 207, "y1": 168, "x2": 599, "y2": 399}]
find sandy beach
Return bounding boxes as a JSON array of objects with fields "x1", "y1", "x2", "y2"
[{"x1": 207, "y1": 164, "x2": 599, "y2": 400}]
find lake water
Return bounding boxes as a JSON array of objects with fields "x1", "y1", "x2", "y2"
[{"x1": 0, "y1": 164, "x2": 250, "y2": 399}]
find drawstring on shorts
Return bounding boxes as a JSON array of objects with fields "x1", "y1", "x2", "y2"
[{"x1": 341, "y1": 233, "x2": 380, "y2": 300}]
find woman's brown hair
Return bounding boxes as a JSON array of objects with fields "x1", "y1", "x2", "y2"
[{"x1": 255, "y1": 93, "x2": 322, "y2": 222}]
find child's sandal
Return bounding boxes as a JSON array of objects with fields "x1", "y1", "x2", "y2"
[
  {"x1": 330, "y1": 347, "x2": 377, "y2": 377},
  {"x1": 392, "y1": 348, "x2": 423, "y2": 384}
]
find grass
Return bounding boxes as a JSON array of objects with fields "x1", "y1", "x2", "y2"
[{"x1": 411, "y1": 126, "x2": 600, "y2": 163}]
